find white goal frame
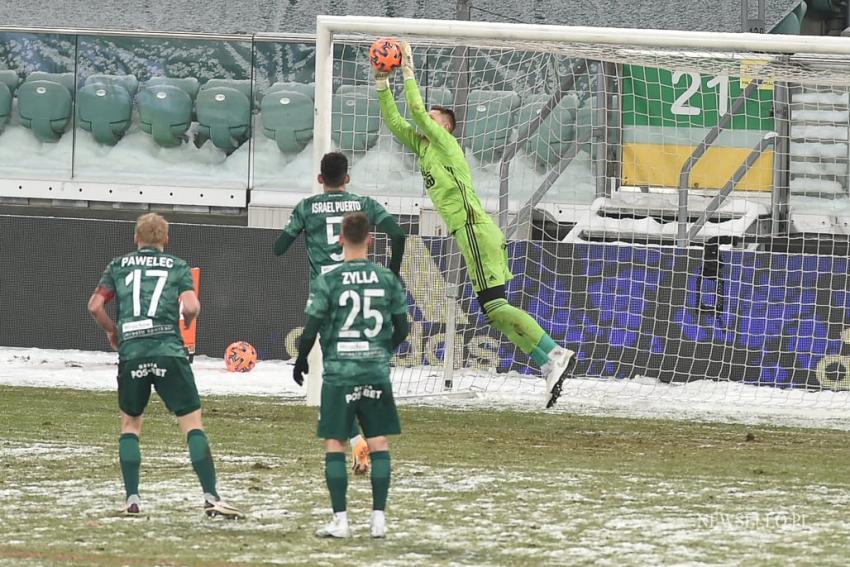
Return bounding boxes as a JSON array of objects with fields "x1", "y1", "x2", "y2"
[
  {"x1": 309, "y1": 15, "x2": 850, "y2": 405},
  {"x1": 313, "y1": 14, "x2": 850, "y2": 176}
]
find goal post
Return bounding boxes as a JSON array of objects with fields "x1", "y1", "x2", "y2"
[{"x1": 313, "y1": 15, "x2": 850, "y2": 404}]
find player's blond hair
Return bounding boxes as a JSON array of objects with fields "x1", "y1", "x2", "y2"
[{"x1": 135, "y1": 213, "x2": 168, "y2": 247}]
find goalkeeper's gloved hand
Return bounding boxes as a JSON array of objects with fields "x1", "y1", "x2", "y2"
[
  {"x1": 293, "y1": 356, "x2": 308, "y2": 387},
  {"x1": 399, "y1": 40, "x2": 415, "y2": 80},
  {"x1": 373, "y1": 67, "x2": 391, "y2": 91}
]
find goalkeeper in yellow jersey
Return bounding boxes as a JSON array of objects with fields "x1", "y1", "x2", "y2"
[{"x1": 376, "y1": 41, "x2": 576, "y2": 408}]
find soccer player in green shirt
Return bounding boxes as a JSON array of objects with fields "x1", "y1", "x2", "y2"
[
  {"x1": 275, "y1": 151, "x2": 406, "y2": 475},
  {"x1": 88, "y1": 213, "x2": 242, "y2": 519},
  {"x1": 293, "y1": 212, "x2": 409, "y2": 539},
  {"x1": 376, "y1": 41, "x2": 576, "y2": 408}
]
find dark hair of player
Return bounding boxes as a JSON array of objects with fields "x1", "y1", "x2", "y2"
[
  {"x1": 342, "y1": 212, "x2": 370, "y2": 245},
  {"x1": 432, "y1": 105, "x2": 456, "y2": 133},
  {"x1": 320, "y1": 152, "x2": 349, "y2": 188}
]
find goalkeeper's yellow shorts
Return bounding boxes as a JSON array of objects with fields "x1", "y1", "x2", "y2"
[{"x1": 454, "y1": 220, "x2": 514, "y2": 294}]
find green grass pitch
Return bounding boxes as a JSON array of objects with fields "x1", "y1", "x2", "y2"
[{"x1": 0, "y1": 386, "x2": 848, "y2": 566}]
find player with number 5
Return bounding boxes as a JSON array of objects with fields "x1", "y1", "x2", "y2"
[{"x1": 274, "y1": 152, "x2": 406, "y2": 474}]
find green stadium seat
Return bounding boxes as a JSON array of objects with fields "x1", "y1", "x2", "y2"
[
  {"x1": 516, "y1": 93, "x2": 579, "y2": 168},
  {"x1": 794, "y1": 0, "x2": 808, "y2": 20},
  {"x1": 0, "y1": 83, "x2": 11, "y2": 131},
  {"x1": 77, "y1": 82, "x2": 133, "y2": 145},
  {"x1": 137, "y1": 84, "x2": 193, "y2": 147},
  {"x1": 17, "y1": 79, "x2": 73, "y2": 142},
  {"x1": 86, "y1": 74, "x2": 139, "y2": 97},
  {"x1": 145, "y1": 76, "x2": 199, "y2": 100},
  {"x1": 25, "y1": 71, "x2": 75, "y2": 92},
  {"x1": 395, "y1": 86, "x2": 454, "y2": 120},
  {"x1": 771, "y1": 12, "x2": 801, "y2": 34},
  {"x1": 332, "y1": 85, "x2": 381, "y2": 152},
  {"x1": 202, "y1": 78, "x2": 253, "y2": 100},
  {"x1": 261, "y1": 82, "x2": 315, "y2": 153},
  {"x1": 196, "y1": 86, "x2": 251, "y2": 153},
  {"x1": 463, "y1": 90, "x2": 521, "y2": 162},
  {"x1": 0, "y1": 70, "x2": 19, "y2": 95}
]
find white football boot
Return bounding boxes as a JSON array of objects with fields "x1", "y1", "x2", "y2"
[
  {"x1": 204, "y1": 495, "x2": 245, "y2": 519},
  {"x1": 121, "y1": 494, "x2": 141, "y2": 516},
  {"x1": 542, "y1": 347, "x2": 576, "y2": 408},
  {"x1": 316, "y1": 512, "x2": 352, "y2": 538},
  {"x1": 370, "y1": 510, "x2": 387, "y2": 538}
]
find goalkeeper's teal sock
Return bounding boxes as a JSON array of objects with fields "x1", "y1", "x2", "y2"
[
  {"x1": 370, "y1": 451, "x2": 391, "y2": 511},
  {"x1": 187, "y1": 429, "x2": 218, "y2": 500},
  {"x1": 531, "y1": 334, "x2": 559, "y2": 366},
  {"x1": 119, "y1": 433, "x2": 141, "y2": 497},
  {"x1": 483, "y1": 298, "x2": 549, "y2": 365},
  {"x1": 325, "y1": 452, "x2": 348, "y2": 513}
]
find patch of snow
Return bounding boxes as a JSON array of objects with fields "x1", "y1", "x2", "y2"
[{"x1": 2, "y1": 347, "x2": 850, "y2": 431}]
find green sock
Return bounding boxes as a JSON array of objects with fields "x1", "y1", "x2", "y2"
[
  {"x1": 187, "y1": 429, "x2": 218, "y2": 499},
  {"x1": 325, "y1": 452, "x2": 348, "y2": 513},
  {"x1": 483, "y1": 298, "x2": 548, "y2": 364},
  {"x1": 370, "y1": 451, "x2": 391, "y2": 511},
  {"x1": 118, "y1": 433, "x2": 141, "y2": 497}
]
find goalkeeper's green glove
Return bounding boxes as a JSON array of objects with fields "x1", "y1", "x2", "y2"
[
  {"x1": 399, "y1": 40, "x2": 414, "y2": 80},
  {"x1": 374, "y1": 67, "x2": 391, "y2": 91}
]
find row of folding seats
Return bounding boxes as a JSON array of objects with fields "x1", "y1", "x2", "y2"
[
  {"x1": 335, "y1": 84, "x2": 595, "y2": 167},
  {"x1": 1, "y1": 69, "x2": 593, "y2": 166},
  {"x1": 0, "y1": 71, "x2": 261, "y2": 153}
]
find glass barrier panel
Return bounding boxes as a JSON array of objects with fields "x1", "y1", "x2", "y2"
[
  {"x1": 73, "y1": 34, "x2": 253, "y2": 189},
  {"x1": 251, "y1": 39, "x2": 316, "y2": 193},
  {"x1": 0, "y1": 31, "x2": 76, "y2": 180}
]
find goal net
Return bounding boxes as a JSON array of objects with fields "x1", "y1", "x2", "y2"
[{"x1": 315, "y1": 16, "x2": 850, "y2": 410}]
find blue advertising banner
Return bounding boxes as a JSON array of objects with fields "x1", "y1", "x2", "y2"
[{"x1": 3, "y1": 216, "x2": 848, "y2": 391}]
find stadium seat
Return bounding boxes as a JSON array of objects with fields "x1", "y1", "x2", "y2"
[
  {"x1": 196, "y1": 85, "x2": 251, "y2": 153},
  {"x1": 0, "y1": 70, "x2": 19, "y2": 95},
  {"x1": 771, "y1": 11, "x2": 801, "y2": 34},
  {"x1": 261, "y1": 82, "x2": 315, "y2": 153},
  {"x1": 0, "y1": 83, "x2": 11, "y2": 131},
  {"x1": 395, "y1": 86, "x2": 454, "y2": 120},
  {"x1": 77, "y1": 82, "x2": 133, "y2": 145},
  {"x1": 86, "y1": 73, "x2": 139, "y2": 97},
  {"x1": 137, "y1": 84, "x2": 193, "y2": 147},
  {"x1": 516, "y1": 93, "x2": 579, "y2": 168},
  {"x1": 145, "y1": 76, "x2": 199, "y2": 100},
  {"x1": 794, "y1": 0, "x2": 808, "y2": 20},
  {"x1": 332, "y1": 84, "x2": 381, "y2": 152},
  {"x1": 17, "y1": 79, "x2": 73, "y2": 142},
  {"x1": 202, "y1": 78, "x2": 253, "y2": 100},
  {"x1": 463, "y1": 90, "x2": 521, "y2": 162},
  {"x1": 25, "y1": 71, "x2": 75, "y2": 92}
]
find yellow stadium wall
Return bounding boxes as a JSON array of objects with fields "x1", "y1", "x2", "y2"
[{"x1": 622, "y1": 144, "x2": 774, "y2": 191}]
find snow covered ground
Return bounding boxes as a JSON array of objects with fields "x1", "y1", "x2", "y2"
[{"x1": 3, "y1": 346, "x2": 849, "y2": 431}]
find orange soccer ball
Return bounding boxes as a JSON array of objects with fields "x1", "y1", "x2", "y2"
[
  {"x1": 369, "y1": 37, "x2": 402, "y2": 73},
  {"x1": 224, "y1": 341, "x2": 257, "y2": 372}
]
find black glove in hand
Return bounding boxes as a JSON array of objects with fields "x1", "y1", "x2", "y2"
[{"x1": 293, "y1": 356, "x2": 309, "y2": 387}]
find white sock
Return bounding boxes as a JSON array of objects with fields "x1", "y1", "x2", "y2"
[
  {"x1": 334, "y1": 511, "x2": 348, "y2": 523},
  {"x1": 126, "y1": 494, "x2": 141, "y2": 506},
  {"x1": 204, "y1": 492, "x2": 218, "y2": 505},
  {"x1": 372, "y1": 510, "x2": 385, "y2": 522},
  {"x1": 350, "y1": 434, "x2": 363, "y2": 447}
]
